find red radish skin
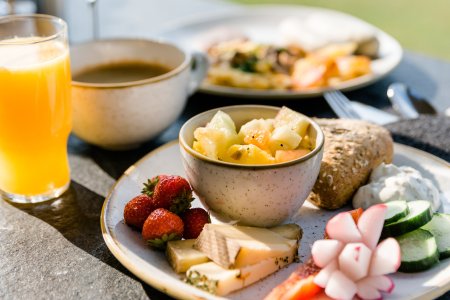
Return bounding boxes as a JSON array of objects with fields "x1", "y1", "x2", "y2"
[
  {"x1": 356, "y1": 279, "x2": 382, "y2": 300},
  {"x1": 326, "y1": 212, "x2": 362, "y2": 243},
  {"x1": 265, "y1": 209, "x2": 401, "y2": 300},
  {"x1": 369, "y1": 238, "x2": 401, "y2": 276},
  {"x1": 312, "y1": 240, "x2": 344, "y2": 268},
  {"x1": 357, "y1": 204, "x2": 387, "y2": 249},
  {"x1": 325, "y1": 270, "x2": 357, "y2": 300},
  {"x1": 338, "y1": 242, "x2": 372, "y2": 281},
  {"x1": 314, "y1": 260, "x2": 338, "y2": 288}
]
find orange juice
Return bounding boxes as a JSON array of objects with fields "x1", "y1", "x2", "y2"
[{"x1": 0, "y1": 37, "x2": 71, "y2": 197}]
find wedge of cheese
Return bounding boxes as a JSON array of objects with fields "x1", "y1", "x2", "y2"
[
  {"x1": 166, "y1": 224, "x2": 302, "y2": 273},
  {"x1": 194, "y1": 224, "x2": 298, "y2": 269},
  {"x1": 186, "y1": 252, "x2": 295, "y2": 296},
  {"x1": 166, "y1": 240, "x2": 210, "y2": 273}
]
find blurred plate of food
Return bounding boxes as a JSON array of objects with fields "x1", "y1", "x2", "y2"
[{"x1": 157, "y1": 5, "x2": 403, "y2": 98}]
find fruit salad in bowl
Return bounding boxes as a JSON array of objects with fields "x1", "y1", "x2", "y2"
[{"x1": 178, "y1": 105, "x2": 324, "y2": 227}]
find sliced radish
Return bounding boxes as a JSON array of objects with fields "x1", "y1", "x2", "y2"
[
  {"x1": 338, "y1": 242, "x2": 372, "y2": 281},
  {"x1": 324, "y1": 270, "x2": 357, "y2": 300},
  {"x1": 314, "y1": 260, "x2": 338, "y2": 288},
  {"x1": 356, "y1": 279, "x2": 382, "y2": 300},
  {"x1": 357, "y1": 204, "x2": 387, "y2": 249},
  {"x1": 312, "y1": 239, "x2": 344, "y2": 268},
  {"x1": 369, "y1": 238, "x2": 401, "y2": 276},
  {"x1": 362, "y1": 275, "x2": 395, "y2": 293},
  {"x1": 326, "y1": 212, "x2": 362, "y2": 243}
]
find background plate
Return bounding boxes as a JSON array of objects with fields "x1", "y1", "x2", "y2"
[
  {"x1": 101, "y1": 142, "x2": 449, "y2": 300},
  {"x1": 157, "y1": 5, "x2": 403, "y2": 99}
]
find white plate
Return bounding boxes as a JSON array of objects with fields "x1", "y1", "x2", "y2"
[
  {"x1": 157, "y1": 5, "x2": 403, "y2": 99},
  {"x1": 101, "y1": 142, "x2": 450, "y2": 300}
]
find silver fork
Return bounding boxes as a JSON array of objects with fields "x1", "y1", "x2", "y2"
[{"x1": 323, "y1": 90, "x2": 361, "y2": 119}]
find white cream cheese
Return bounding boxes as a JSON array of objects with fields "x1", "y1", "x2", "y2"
[{"x1": 353, "y1": 163, "x2": 441, "y2": 212}]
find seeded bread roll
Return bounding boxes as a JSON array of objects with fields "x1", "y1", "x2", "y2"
[{"x1": 307, "y1": 119, "x2": 394, "y2": 209}]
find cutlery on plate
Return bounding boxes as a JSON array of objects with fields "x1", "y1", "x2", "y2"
[
  {"x1": 387, "y1": 83, "x2": 437, "y2": 118},
  {"x1": 324, "y1": 90, "x2": 400, "y2": 125}
]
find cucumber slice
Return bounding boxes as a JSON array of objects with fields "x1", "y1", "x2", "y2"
[
  {"x1": 396, "y1": 229, "x2": 440, "y2": 273},
  {"x1": 382, "y1": 200, "x2": 432, "y2": 237},
  {"x1": 384, "y1": 200, "x2": 409, "y2": 224},
  {"x1": 422, "y1": 213, "x2": 450, "y2": 259}
]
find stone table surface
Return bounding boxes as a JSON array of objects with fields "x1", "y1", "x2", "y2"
[{"x1": 1, "y1": 50, "x2": 450, "y2": 300}]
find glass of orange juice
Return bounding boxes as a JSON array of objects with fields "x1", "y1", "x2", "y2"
[{"x1": 0, "y1": 15, "x2": 71, "y2": 203}]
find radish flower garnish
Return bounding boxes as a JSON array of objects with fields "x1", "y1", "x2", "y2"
[{"x1": 312, "y1": 204, "x2": 401, "y2": 300}]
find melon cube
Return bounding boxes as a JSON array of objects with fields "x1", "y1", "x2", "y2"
[
  {"x1": 275, "y1": 149, "x2": 310, "y2": 163},
  {"x1": 238, "y1": 118, "x2": 274, "y2": 150},
  {"x1": 207, "y1": 110, "x2": 237, "y2": 133},
  {"x1": 274, "y1": 106, "x2": 310, "y2": 138},
  {"x1": 269, "y1": 125, "x2": 302, "y2": 153}
]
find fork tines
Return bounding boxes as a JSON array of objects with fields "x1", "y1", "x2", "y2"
[{"x1": 324, "y1": 90, "x2": 361, "y2": 120}]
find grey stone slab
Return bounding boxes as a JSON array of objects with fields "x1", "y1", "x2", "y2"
[
  {"x1": 0, "y1": 184, "x2": 148, "y2": 300},
  {"x1": 69, "y1": 153, "x2": 115, "y2": 198}
]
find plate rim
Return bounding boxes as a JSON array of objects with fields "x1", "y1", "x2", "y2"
[
  {"x1": 101, "y1": 140, "x2": 450, "y2": 300},
  {"x1": 157, "y1": 4, "x2": 403, "y2": 99},
  {"x1": 100, "y1": 141, "x2": 217, "y2": 300}
]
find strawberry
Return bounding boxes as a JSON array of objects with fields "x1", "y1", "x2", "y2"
[
  {"x1": 123, "y1": 194, "x2": 156, "y2": 230},
  {"x1": 181, "y1": 208, "x2": 211, "y2": 239},
  {"x1": 142, "y1": 175, "x2": 193, "y2": 214},
  {"x1": 142, "y1": 208, "x2": 184, "y2": 249}
]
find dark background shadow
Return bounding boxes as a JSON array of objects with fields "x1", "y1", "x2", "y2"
[{"x1": 8, "y1": 181, "x2": 171, "y2": 300}]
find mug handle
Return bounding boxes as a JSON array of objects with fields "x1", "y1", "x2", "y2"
[{"x1": 188, "y1": 52, "x2": 209, "y2": 96}]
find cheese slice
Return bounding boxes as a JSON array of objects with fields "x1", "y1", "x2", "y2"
[
  {"x1": 166, "y1": 240, "x2": 210, "y2": 273},
  {"x1": 186, "y1": 252, "x2": 295, "y2": 296},
  {"x1": 166, "y1": 224, "x2": 302, "y2": 273},
  {"x1": 269, "y1": 223, "x2": 302, "y2": 241},
  {"x1": 194, "y1": 224, "x2": 298, "y2": 269}
]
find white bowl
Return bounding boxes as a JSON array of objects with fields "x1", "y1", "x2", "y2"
[
  {"x1": 179, "y1": 105, "x2": 324, "y2": 227},
  {"x1": 71, "y1": 38, "x2": 207, "y2": 150}
]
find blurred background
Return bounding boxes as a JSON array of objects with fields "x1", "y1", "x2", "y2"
[
  {"x1": 232, "y1": 0, "x2": 450, "y2": 61},
  {"x1": 1, "y1": 0, "x2": 449, "y2": 61}
]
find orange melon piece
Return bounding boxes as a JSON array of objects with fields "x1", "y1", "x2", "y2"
[
  {"x1": 275, "y1": 149, "x2": 311, "y2": 163},
  {"x1": 224, "y1": 144, "x2": 275, "y2": 165}
]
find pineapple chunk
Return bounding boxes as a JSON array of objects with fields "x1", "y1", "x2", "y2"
[
  {"x1": 269, "y1": 125, "x2": 302, "y2": 153},
  {"x1": 193, "y1": 111, "x2": 239, "y2": 160},
  {"x1": 275, "y1": 149, "x2": 311, "y2": 163},
  {"x1": 166, "y1": 240, "x2": 210, "y2": 273},
  {"x1": 186, "y1": 253, "x2": 295, "y2": 296},
  {"x1": 193, "y1": 127, "x2": 226, "y2": 160},
  {"x1": 223, "y1": 144, "x2": 275, "y2": 165},
  {"x1": 299, "y1": 134, "x2": 313, "y2": 150},
  {"x1": 194, "y1": 224, "x2": 298, "y2": 269},
  {"x1": 274, "y1": 106, "x2": 310, "y2": 138}
]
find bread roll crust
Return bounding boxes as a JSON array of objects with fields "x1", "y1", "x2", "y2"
[{"x1": 307, "y1": 119, "x2": 393, "y2": 209}]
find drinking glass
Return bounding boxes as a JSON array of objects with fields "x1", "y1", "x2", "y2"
[{"x1": 0, "y1": 15, "x2": 71, "y2": 203}]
